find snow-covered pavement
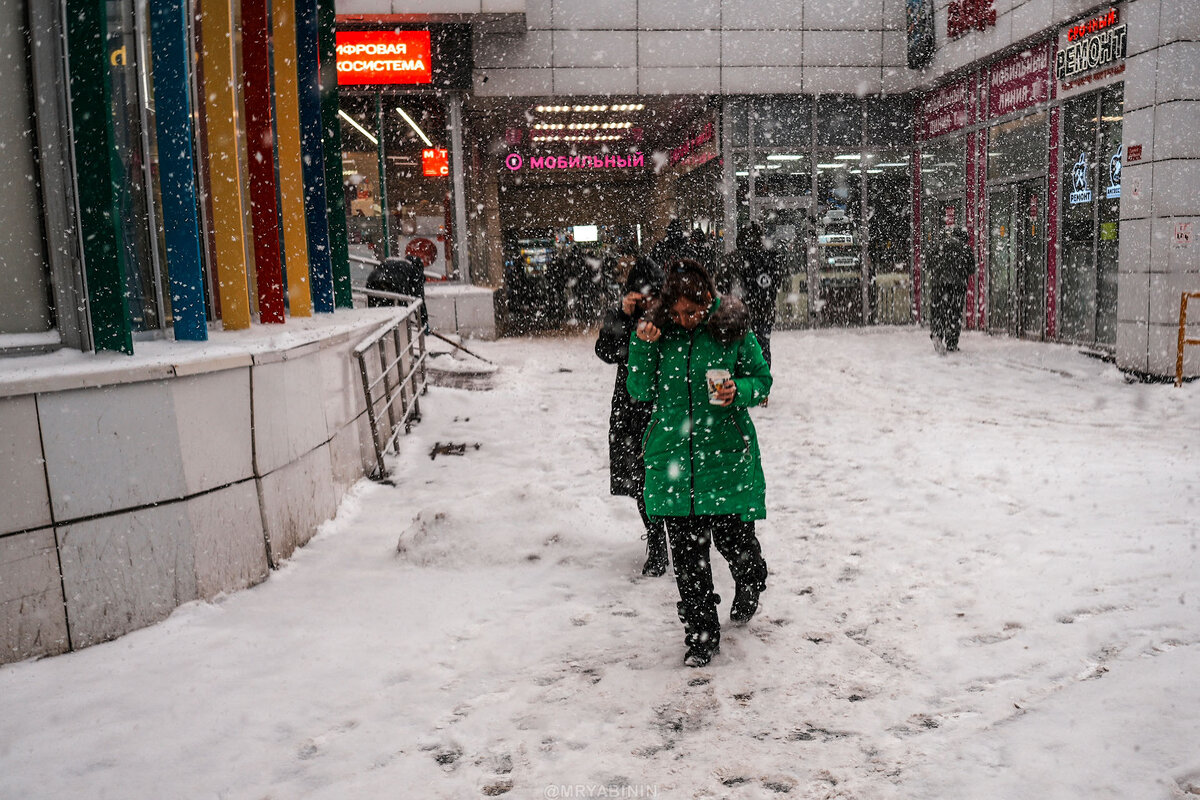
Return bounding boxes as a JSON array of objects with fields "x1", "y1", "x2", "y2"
[{"x1": 2, "y1": 327, "x2": 1197, "y2": 800}]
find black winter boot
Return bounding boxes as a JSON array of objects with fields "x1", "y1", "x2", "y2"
[
  {"x1": 730, "y1": 582, "x2": 762, "y2": 623},
  {"x1": 678, "y1": 600, "x2": 720, "y2": 667}
]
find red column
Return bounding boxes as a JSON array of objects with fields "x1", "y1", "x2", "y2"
[
  {"x1": 242, "y1": 0, "x2": 286, "y2": 323},
  {"x1": 1047, "y1": 104, "x2": 1060, "y2": 340}
]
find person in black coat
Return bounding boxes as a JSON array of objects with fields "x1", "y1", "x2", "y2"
[
  {"x1": 734, "y1": 222, "x2": 783, "y2": 367},
  {"x1": 365, "y1": 255, "x2": 429, "y2": 328},
  {"x1": 927, "y1": 226, "x2": 976, "y2": 354},
  {"x1": 595, "y1": 255, "x2": 669, "y2": 577}
]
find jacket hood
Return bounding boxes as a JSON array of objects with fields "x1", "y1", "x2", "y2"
[
  {"x1": 706, "y1": 295, "x2": 750, "y2": 345},
  {"x1": 624, "y1": 256, "x2": 664, "y2": 296}
]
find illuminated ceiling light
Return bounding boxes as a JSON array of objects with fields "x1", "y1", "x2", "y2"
[
  {"x1": 338, "y1": 110, "x2": 377, "y2": 145},
  {"x1": 396, "y1": 105, "x2": 433, "y2": 147},
  {"x1": 766, "y1": 154, "x2": 805, "y2": 160},
  {"x1": 866, "y1": 169, "x2": 883, "y2": 174},
  {"x1": 735, "y1": 171, "x2": 749, "y2": 176},
  {"x1": 834, "y1": 154, "x2": 862, "y2": 160},
  {"x1": 816, "y1": 163, "x2": 846, "y2": 169}
]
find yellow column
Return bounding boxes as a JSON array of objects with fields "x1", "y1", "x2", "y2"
[
  {"x1": 198, "y1": 0, "x2": 252, "y2": 329},
  {"x1": 272, "y1": 0, "x2": 313, "y2": 316}
]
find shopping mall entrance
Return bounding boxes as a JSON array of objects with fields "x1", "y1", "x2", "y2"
[
  {"x1": 988, "y1": 178, "x2": 1047, "y2": 339},
  {"x1": 467, "y1": 96, "x2": 720, "y2": 333}
]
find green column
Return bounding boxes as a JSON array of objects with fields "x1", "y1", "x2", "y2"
[
  {"x1": 66, "y1": 0, "x2": 133, "y2": 353},
  {"x1": 317, "y1": 0, "x2": 351, "y2": 306}
]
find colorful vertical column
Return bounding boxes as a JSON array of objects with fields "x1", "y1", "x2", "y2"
[
  {"x1": 242, "y1": 0, "x2": 286, "y2": 324},
  {"x1": 197, "y1": 0, "x2": 252, "y2": 330},
  {"x1": 295, "y1": 0, "x2": 336, "y2": 313},
  {"x1": 317, "y1": 0, "x2": 352, "y2": 308},
  {"x1": 272, "y1": 0, "x2": 313, "y2": 316},
  {"x1": 65, "y1": 0, "x2": 133, "y2": 353},
  {"x1": 148, "y1": 0, "x2": 207, "y2": 341}
]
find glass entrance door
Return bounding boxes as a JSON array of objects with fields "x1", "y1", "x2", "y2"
[
  {"x1": 753, "y1": 196, "x2": 811, "y2": 326},
  {"x1": 988, "y1": 178, "x2": 1046, "y2": 338}
]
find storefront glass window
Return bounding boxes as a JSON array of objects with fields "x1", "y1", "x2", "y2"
[
  {"x1": 1059, "y1": 84, "x2": 1122, "y2": 346},
  {"x1": 919, "y1": 136, "x2": 966, "y2": 197},
  {"x1": 815, "y1": 158, "x2": 863, "y2": 324},
  {"x1": 750, "y1": 96, "x2": 811, "y2": 148},
  {"x1": 988, "y1": 111, "x2": 1047, "y2": 180},
  {"x1": 865, "y1": 153, "x2": 913, "y2": 323},
  {"x1": 0, "y1": 0, "x2": 54, "y2": 339},
  {"x1": 815, "y1": 96, "x2": 862, "y2": 148},
  {"x1": 341, "y1": 92, "x2": 454, "y2": 280},
  {"x1": 865, "y1": 96, "x2": 913, "y2": 148}
]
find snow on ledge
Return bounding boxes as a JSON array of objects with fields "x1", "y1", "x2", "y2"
[{"x1": 0, "y1": 308, "x2": 407, "y2": 398}]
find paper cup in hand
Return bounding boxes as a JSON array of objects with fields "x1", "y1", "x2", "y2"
[{"x1": 706, "y1": 369, "x2": 732, "y2": 405}]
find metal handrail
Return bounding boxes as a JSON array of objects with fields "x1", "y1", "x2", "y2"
[
  {"x1": 351, "y1": 291, "x2": 429, "y2": 478},
  {"x1": 1177, "y1": 292, "x2": 1200, "y2": 387}
]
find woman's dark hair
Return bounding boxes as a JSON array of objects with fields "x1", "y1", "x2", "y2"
[{"x1": 644, "y1": 258, "x2": 716, "y2": 329}]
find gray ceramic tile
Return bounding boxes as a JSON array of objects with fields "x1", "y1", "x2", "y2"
[
  {"x1": 805, "y1": 31, "x2": 883, "y2": 67},
  {"x1": 474, "y1": 31, "x2": 553, "y2": 69},
  {"x1": 0, "y1": 527, "x2": 68, "y2": 663},
  {"x1": 638, "y1": 0, "x2": 721, "y2": 30},
  {"x1": 639, "y1": 31, "x2": 721, "y2": 68},
  {"x1": 188, "y1": 481, "x2": 269, "y2": 600},
  {"x1": 639, "y1": 67, "x2": 721, "y2": 94},
  {"x1": 172, "y1": 369, "x2": 254, "y2": 497},
  {"x1": 721, "y1": 30, "x2": 805, "y2": 67},
  {"x1": 0, "y1": 395, "x2": 50, "y2": 536},
  {"x1": 40, "y1": 381, "x2": 187, "y2": 522},
  {"x1": 553, "y1": 31, "x2": 637, "y2": 67},
  {"x1": 554, "y1": 0, "x2": 637, "y2": 29},
  {"x1": 258, "y1": 444, "x2": 337, "y2": 565},
  {"x1": 805, "y1": 0, "x2": 885, "y2": 31}
]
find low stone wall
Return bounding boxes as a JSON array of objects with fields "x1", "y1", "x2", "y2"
[{"x1": 0, "y1": 310, "x2": 407, "y2": 664}]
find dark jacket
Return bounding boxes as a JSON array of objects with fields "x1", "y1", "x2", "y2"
[
  {"x1": 734, "y1": 225, "x2": 782, "y2": 325},
  {"x1": 366, "y1": 256, "x2": 428, "y2": 326},
  {"x1": 928, "y1": 230, "x2": 975, "y2": 289},
  {"x1": 595, "y1": 257, "x2": 663, "y2": 497},
  {"x1": 627, "y1": 295, "x2": 772, "y2": 521}
]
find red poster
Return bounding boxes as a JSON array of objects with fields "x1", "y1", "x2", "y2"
[
  {"x1": 336, "y1": 30, "x2": 432, "y2": 86},
  {"x1": 987, "y1": 42, "x2": 1052, "y2": 118}
]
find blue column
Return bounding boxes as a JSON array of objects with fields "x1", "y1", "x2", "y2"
[
  {"x1": 148, "y1": 0, "x2": 207, "y2": 340},
  {"x1": 295, "y1": 0, "x2": 335, "y2": 313}
]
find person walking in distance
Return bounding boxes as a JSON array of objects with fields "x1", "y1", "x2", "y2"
[
  {"x1": 627, "y1": 259, "x2": 772, "y2": 667},
  {"x1": 734, "y1": 222, "x2": 783, "y2": 368},
  {"x1": 595, "y1": 255, "x2": 669, "y2": 577},
  {"x1": 928, "y1": 226, "x2": 976, "y2": 354}
]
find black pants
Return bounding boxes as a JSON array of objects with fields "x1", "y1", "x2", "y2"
[
  {"x1": 930, "y1": 281, "x2": 967, "y2": 350},
  {"x1": 751, "y1": 321, "x2": 773, "y2": 367},
  {"x1": 663, "y1": 515, "x2": 768, "y2": 651},
  {"x1": 636, "y1": 493, "x2": 667, "y2": 549}
]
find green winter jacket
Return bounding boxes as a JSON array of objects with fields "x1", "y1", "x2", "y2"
[{"x1": 626, "y1": 296, "x2": 772, "y2": 521}]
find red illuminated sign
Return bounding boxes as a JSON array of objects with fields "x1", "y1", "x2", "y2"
[
  {"x1": 422, "y1": 148, "x2": 448, "y2": 177},
  {"x1": 336, "y1": 30, "x2": 432, "y2": 86},
  {"x1": 1067, "y1": 8, "x2": 1118, "y2": 41},
  {"x1": 948, "y1": 0, "x2": 996, "y2": 39}
]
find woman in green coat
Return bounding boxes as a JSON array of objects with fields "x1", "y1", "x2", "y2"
[{"x1": 627, "y1": 259, "x2": 772, "y2": 667}]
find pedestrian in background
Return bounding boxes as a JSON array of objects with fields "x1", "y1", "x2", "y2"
[
  {"x1": 927, "y1": 226, "x2": 976, "y2": 354},
  {"x1": 595, "y1": 255, "x2": 669, "y2": 577},
  {"x1": 734, "y1": 222, "x2": 783, "y2": 368},
  {"x1": 628, "y1": 259, "x2": 772, "y2": 668}
]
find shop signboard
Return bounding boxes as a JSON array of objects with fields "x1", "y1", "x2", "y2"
[
  {"x1": 336, "y1": 30, "x2": 432, "y2": 85},
  {"x1": 918, "y1": 76, "x2": 974, "y2": 140},
  {"x1": 1056, "y1": 6, "x2": 1127, "y2": 96},
  {"x1": 669, "y1": 120, "x2": 719, "y2": 174},
  {"x1": 504, "y1": 152, "x2": 647, "y2": 173},
  {"x1": 987, "y1": 42, "x2": 1052, "y2": 119}
]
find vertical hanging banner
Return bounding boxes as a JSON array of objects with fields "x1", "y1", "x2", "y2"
[
  {"x1": 317, "y1": 0, "x2": 352, "y2": 308},
  {"x1": 242, "y1": 0, "x2": 286, "y2": 324},
  {"x1": 271, "y1": 0, "x2": 313, "y2": 316},
  {"x1": 295, "y1": 0, "x2": 336, "y2": 314},
  {"x1": 148, "y1": 0, "x2": 207, "y2": 341},
  {"x1": 906, "y1": 0, "x2": 935, "y2": 69},
  {"x1": 65, "y1": 0, "x2": 133, "y2": 353},
  {"x1": 198, "y1": 0, "x2": 252, "y2": 330}
]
